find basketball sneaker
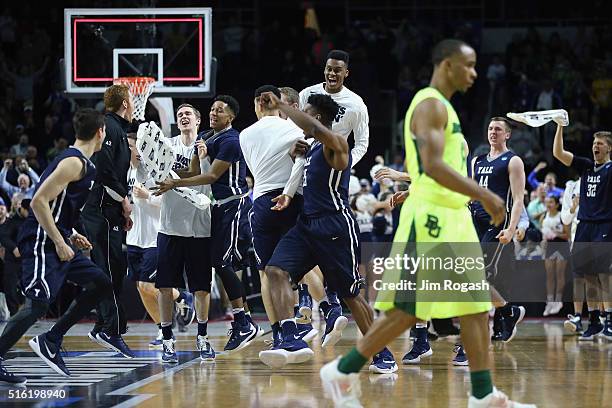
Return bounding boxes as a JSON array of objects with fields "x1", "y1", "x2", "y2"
[
  {"x1": 29, "y1": 333, "x2": 70, "y2": 377},
  {"x1": 95, "y1": 333, "x2": 136, "y2": 358},
  {"x1": 491, "y1": 312, "x2": 504, "y2": 341},
  {"x1": 0, "y1": 362, "x2": 26, "y2": 386},
  {"x1": 246, "y1": 314, "x2": 265, "y2": 338},
  {"x1": 579, "y1": 320, "x2": 604, "y2": 340},
  {"x1": 296, "y1": 284, "x2": 313, "y2": 324},
  {"x1": 224, "y1": 321, "x2": 257, "y2": 353},
  {"x1": 369, "y1": 348, "x2": 398, "y2": 374},
  {"x1": 320, "y1": 357, "x2": 363, "y2": 408},
  {"x1": 599, "y1": 317, "x2": 612, "y2": 341},
  {"x1": 197, "y1": 335, "x2": 215, "y2": 361},
  {"x1": 321, "y1": 306, "x2": 349, "y2": 348},
  {"x1": 467, "y1": 387, "x2": 537, "y2": 407},
  {"x1": 259, "y1": 337, "x2": 314, "y2": 368},
  {"x1": 402, "y1": 327, "x2": 432, "y2": 364},
  {"x1": 297, "y1": 322, "x2": 318, "y2": 342},
  {"x1": 150, "y1": 330, "x2": 175, "y2": 349},
  {"x1": 452, "y1": 344, "x2": 468, "y2": 366},
  {"x1": 88, "y1": 330, "x2": 106, "y2": 347},
  {"x1": 176, "y1": 291, "x2": 195, "y2": 328},
  {"x1": 162, "y1": 338, "x2": 178, "y2": 363},
  {"x1": 501, "y1": 305, "x2": 526, "y2": 343},
  {"x1": 563, "y1": 314, "x2": 583, "y2": 334}
]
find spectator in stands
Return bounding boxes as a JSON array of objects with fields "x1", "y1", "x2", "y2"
[
  {"x1": 0, "y1": 198, "x2": 6, "y2": 225},
  {"x1": 45, "y1": 137, "x2": 68, "y2": 163},
  {"x1": 9, "y1": 134, "x2": 30, "y2": 156},
  {"x1": 527, "y1": 183, "x2": 547, "y2": 230},
  {"x1": 0, "y1": 158, "x2": 39, "y2": 199},
  {"x1": 388, "y1": 152, "x2": 404, "y2": 172},
  {"x1": 528, "y1": 161, "x2": 564, "y2": 197},
  {"x1": 0, "y1": 197, "x2": 28, "y2": 315},
  {"x1": 25, "y1": 145, "x2": 41, "y2": 173}
]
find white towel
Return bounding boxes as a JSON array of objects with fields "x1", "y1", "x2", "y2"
[
  {"x1": 137, "y1": 122, "x2": 211, "y2": 210},
  {"x1": 507, "y1": 109, "x2": 569, "y2": 127}
]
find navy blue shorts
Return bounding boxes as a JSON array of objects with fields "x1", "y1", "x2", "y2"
[
  {"x1": 156, "y1": 233, "x2": 212, "y2": 292},
  {"x1": 19, "y1": 238, "x2": 107, "y2": 304},
  {"x1": 572, "y1": 220, "x2": 612, "y2": 277},
  {"x1": 127, "y1": 246, "x2": 158, "y2": 283},
  {"x1": 211, "y1": 197, "x2": 251, "y2": 269},
  {"x1": 268, "y1": 209, "x2": 363, "y2": 299},
  {"x1": 473, "y1": 214, "x2": 504, "y2": 243},
  {"x1": 249, "y1": 190, "x2": 303, "y2": 270}
]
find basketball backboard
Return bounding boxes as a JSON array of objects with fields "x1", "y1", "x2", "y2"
[{"x1": 63, "y1": 8, "x2": 214, "y2": 98}]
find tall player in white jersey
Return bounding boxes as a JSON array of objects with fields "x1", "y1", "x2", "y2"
[
  {"x1": 126, "y1": 134, "x2": 193, "y2": 349},
  {"x1": 155, "y1": 104, "x2": 215, "y2": 363},
  {"x1": 279, "y1": 86, "x2": 350, "y2": 348},
  {"x1": 300, "y1": 51, "x2": 369, "y2": 343},
  {"x1": 299, "y1": 49, "x2": 369, "y2": 167}
]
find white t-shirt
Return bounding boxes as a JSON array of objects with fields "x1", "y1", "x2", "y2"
[
  {"x1": 355, "y1": 210, "x2": 373, "y2": 233},
  {"x1": 127, "y1": 164, "x2": 161, "y2": 248},
  {"x1": 159, "y1": 135, "x2": 212, "y2": 237},
  {"x1": 240, "y1": 116, "x2": 306, "y2": 200},
  {"x1": 542, "y1": 211, "x2": 564, "y2": 240},
  {"x1": 299, "y1": 83, "x2": 369, "y2": 166}
]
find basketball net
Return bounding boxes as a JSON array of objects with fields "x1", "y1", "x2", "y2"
[{"x1": 113, "y1": 77, "x2": 156, "y2": 121}]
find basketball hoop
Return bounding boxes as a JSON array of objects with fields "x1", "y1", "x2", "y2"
[{"x1": 113, "y1": 77, "x2": 156, "y2": 121}]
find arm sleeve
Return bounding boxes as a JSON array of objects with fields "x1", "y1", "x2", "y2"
[
  {"x1": 350, "y1": 104, "x2": 370, "y2": 167},
  {"x1": 282, "y1": 156, "x2": 306, "y2": 198},
  {"x1": 215, "y1": 138, "x2": 241, "y2": 163},
  {"x1": 96, "y1": 127, "x2": 128, "y2": 201},
  {"x1": 27, "y1": 168, "x2": 40, "y2": 184},
  {"x1": 527, "y1": 169, "x2": 539, "y2": 189}
]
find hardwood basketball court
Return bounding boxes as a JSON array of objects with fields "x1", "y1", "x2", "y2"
[{"x1": 1, "y1": 318, "x2": 609, "y2": 407}]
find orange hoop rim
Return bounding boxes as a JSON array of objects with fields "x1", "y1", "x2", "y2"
[{"x1": 113, "y1": 77, "x2": 156, "y2": 95}]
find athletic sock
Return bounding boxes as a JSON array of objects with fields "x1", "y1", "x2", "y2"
[
  {"x1": 589, "y1": 309, "x2": 601, "y2": 323},
  {"x1": 294, "y1": 305, "x2": 300, "y2": 317},
  {"x1": 161, "y1": 323, "x2": 173, "y2": 340},
  {"x1": 338, "y1": 348, "x2": 367, "y2": 374},
  {"x1": 471, "y1": 370, "x2": 493, "y2": 399},
  {"x1": 197, "y1": 319, "x2": 208, "y2": 337},
  {"x1": 233, "y1": 308, "x2": 247, "y2": 326}
]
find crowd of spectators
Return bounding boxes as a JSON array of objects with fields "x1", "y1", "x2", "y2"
[{"x1": 0, "y1": 3, "x2": 610, "y2": 319}]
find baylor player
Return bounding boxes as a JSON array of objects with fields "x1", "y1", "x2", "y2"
[{"x1": 320, "y1": 39, "x2": 536, "y2": 408}]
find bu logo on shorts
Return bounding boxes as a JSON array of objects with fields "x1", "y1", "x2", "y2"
[{"x1": 425, "y1": 214, "x2": 441, "y2": 238}]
